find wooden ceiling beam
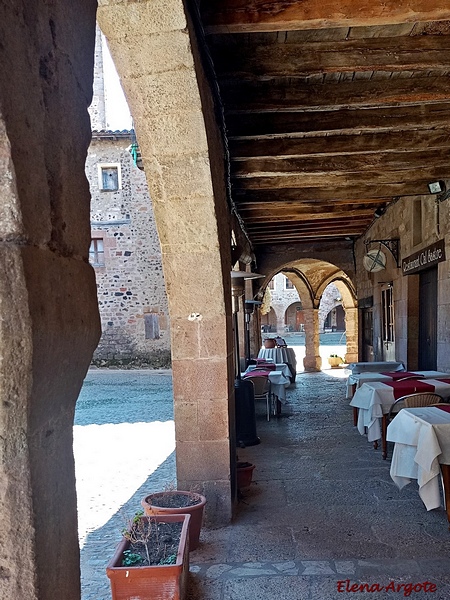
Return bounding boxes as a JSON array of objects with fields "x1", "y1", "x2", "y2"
[
  {"x1": 202, "y1": 1, "x2": 450, "y2": 34},
  {"x1": 250, "y1": 227, "x2": 368, "y2": 241},
  {"x1": 241, "y1": 208, "x2": 378, "y2": 221},
  {"x1": 235, "y1": 198, "x2": 392, "y2": 212},
  {"x1": 225, "y1": 103, "x2": 450, "y2": 137},
  {"x1": 251, "y1": 234, "x2": 362, "y2": 245},
  {"x1": 213, "y1": 36, "x2": 450, "y2": 77},
  {"x1": 232, "y1": 165, "x2": 450, "y2": 189},
  {"x1": 247, "y1": 219, "x2": 374, "y2": 232},
  {"x1": 230, "y1": 129, "x2": 450, "y2": 159},
  {"x1": 231, "y1": 149, "x2": 450, "y2": 177},
  {"x1": 222, "y1": 78, "x2": 450, "y2": 113},
  {"x1": 235, "y1": 193, "x2": 392, "y2": 205},
  {"x1": 234, "y1": 184, "x2": 429, "y2": 201}
]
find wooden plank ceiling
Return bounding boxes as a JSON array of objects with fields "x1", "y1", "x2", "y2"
[{"x1": 197, "y1": 1, "x2": 450, "y2": 245}]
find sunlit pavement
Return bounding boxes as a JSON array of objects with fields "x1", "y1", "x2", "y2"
[
  {"x1": 74, "y1": 370, "x2": 176, "y2": 599},
  {"x1": 76, "y1": 343, "x2": 349, "y2": 599}
]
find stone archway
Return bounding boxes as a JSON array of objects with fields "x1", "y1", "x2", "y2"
[
  {"x1": 97, "y1": 1, "x2": 235, "y2": 524},
  {"x1": 257, "y1": 259, "x2": 357, "y2": 371}
]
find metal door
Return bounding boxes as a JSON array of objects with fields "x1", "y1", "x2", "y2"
[{"x1": 418, "y1": 267, "x2": 438, "y2": 370}]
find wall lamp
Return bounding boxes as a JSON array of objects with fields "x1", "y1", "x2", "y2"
[{"x1": 428, "y1": 180, "x2": 450, "y2": 203}]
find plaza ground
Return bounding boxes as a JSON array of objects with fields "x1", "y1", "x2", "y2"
[{"x1": 76, "y1": 344, "x2": 450, "y2": 599}]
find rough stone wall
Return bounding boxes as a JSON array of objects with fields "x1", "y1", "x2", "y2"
[
  {"x1": 89, "y1": 26, "x2": 107, "y2": 131},
  {"x1": 0, "y1": 2, "x2": 100, "y2": 599},
  {"x1": 355, "y1": 191, "x2": 450, "y2": 371},
  {"x1": 86, "y1": 135, "x2": 170, "y2": 365}
]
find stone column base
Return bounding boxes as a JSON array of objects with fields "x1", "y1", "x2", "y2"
[{"x1": 303, "y1": 355, "x2": 322, "y2": 372}]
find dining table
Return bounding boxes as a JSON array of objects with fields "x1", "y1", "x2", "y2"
[
  {"x1": 347, "y1": 361, "x2": 405, "y2": 374},
  {"x1": 346, "y1": 370, "x2": 449, "y2": 400},
  {"x1": 387, "y1": 406, "x2": 450, "y2": 526},
  {"x1": 243, "y1": 363, "x2": 291, "y2": 412},
  {"x1": 349, "y1": 377, "x2": 450, "y2": 458},
  {"x1": 257, "y1": 347, "x2": 297, "y2": 382}
]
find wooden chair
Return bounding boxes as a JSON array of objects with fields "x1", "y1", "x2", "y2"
[
  {"x1": 382, "y1": 392, "x2": 445, "y2": 460},
  {"x1": 245, "y1": 375, "x2": 271, "y2": 421}
]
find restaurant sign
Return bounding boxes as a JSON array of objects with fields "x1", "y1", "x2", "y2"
[{"x1": 402, "y1": 239, "x2": 446, "y2": 275}]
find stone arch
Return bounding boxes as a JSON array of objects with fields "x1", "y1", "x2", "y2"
[
  {"x1": 97, "y1": 2, "x2": 235, "y2": 524},
  {"x1": 258, "y1": 259, "x2": 357, "y2": 370},
  {"x1": 281, "y1": 270, "x2": 314, "y2": 310}
]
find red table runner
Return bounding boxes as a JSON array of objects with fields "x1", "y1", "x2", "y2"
[
  {"x1": 436, "y1": 378, "x2": 450, "y2": 385},
  {"x1": 244, "y1": 370, "x2": 270, "y2": 378},
  {"x1": 435, "y1": 405, "x2": 450, "y2": 413},
  {"x1": 380, "y1": 371, "x2": 424, "y2": 380},
  {"x1": 255, "y1": 361, "x2": 276, "y2": 371},
  {"x1": 384, "y1": 379, "x2": 435, "y2": 399}
]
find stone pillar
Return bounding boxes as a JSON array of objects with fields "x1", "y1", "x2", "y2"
[
  {"x1": 276, "y1": 312, "x2": 285, "y2": 334},
  {"x1": 98, "y1": 0, "x2": 235, "y2": 525},
  {"x1": 344, "y1": 307, "x2": 359, "y2": 364},
  {"x1": 0, "y1": 2, "x2": 100, "y2": 599},
  {"x1": 303, "y1": 308, "x2": 322, "y2": 371}
]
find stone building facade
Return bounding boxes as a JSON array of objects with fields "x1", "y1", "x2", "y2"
[
  {"x1": 355, "y1": 192, "x2": 450, "y2": 372},
  {"x1": 87, "y1": 28, "x2": 170, "y2": 366},
  {"x1": 86, "y1": 133, "x2": 170, "y2": 365}
]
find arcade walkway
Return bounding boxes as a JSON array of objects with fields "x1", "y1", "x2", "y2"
[
  {"x1": 78, "y1": 369, "x2": 450, "y2": 599},
  {"x1": 188, "y1": 370, "x2": 450, "y2": 599}
]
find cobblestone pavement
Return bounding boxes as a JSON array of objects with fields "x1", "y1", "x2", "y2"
[
  {"x1": 77, "y1": 357, "x2": 450, "y2": 600},
  {"x1": 75, "y1": 369, "x2": 176, "y2": 600}
]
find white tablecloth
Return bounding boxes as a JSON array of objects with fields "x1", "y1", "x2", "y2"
[
  {"x1": 346, "y1": 371, "x2": 450, "y2": 399},
  {"x1": 245, "y1": 364, "x2": 291, "y2": 402},
  {"x1": 347, "y1": 361, "x2": 405, "y2": 375},
  {"x1": 258, "y1": 347, "x2": 297, "y2": 381},
  {"x1": 350, "y1": 379, "x2": 450, "y2": 442},
  {"x1": 387, "y1": 407, "x2": 450, "y2": 510},
  {"x1": 268, "y1": 369, "x2": 291, "y2": 402}
]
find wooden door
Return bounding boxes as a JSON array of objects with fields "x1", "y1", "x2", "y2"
[{"x1": 418, "y1": 267, "x2": 438, "y2": 370}]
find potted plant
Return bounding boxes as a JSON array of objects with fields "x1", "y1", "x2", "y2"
[
  {"x1": 328, "y1": 354, "x2": 344, "y2": 368},
  {"x1": 141, "y1": 490, "x2": 206, "y2": 551},
  {"x1": 237, "y1": 461, "x2": 255, "y2": 489},
  {"x1": 106, "y1": 512, "x2": 190, "y2": 600}
]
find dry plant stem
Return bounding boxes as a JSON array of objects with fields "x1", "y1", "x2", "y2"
[{"x1": 126, "y1": 517, "x2": 152, "y2": 565}]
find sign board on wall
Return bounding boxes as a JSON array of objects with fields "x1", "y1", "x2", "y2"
[{"x1": 402, "y1": 239, "x2": 446, "y2": 275}]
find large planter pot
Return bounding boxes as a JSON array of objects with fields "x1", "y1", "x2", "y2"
[
  {"x1": 106, "y1": 513, "x2": 190, "y2": 600},
  {"x1": 237, "y1": 461, "x2": 255, "y2": 489},
  {"x1": 141, "y1": 491, "x2": 206, "y2": 551},
  {"x1": 263, "y1": 338, "x2": 276, "y2": 348}
]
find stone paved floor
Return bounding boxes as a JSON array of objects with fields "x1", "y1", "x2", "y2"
[{"x1": 77, "y1": 367, "x2": 450, "y2": 600}]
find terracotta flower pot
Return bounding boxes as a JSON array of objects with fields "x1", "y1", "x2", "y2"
[
  {"x1": 106, "y1": 513, "x2": 190, "y2": 600},
  {"x1": 237, "y1": 461, "x2": 255, "y2": 489},
  {"x1": 263, "y1": 338, "x2": 276, "y2": 349},
  {"x1": 141, "y1": 491, "x2": 206, "y2": 551}
]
